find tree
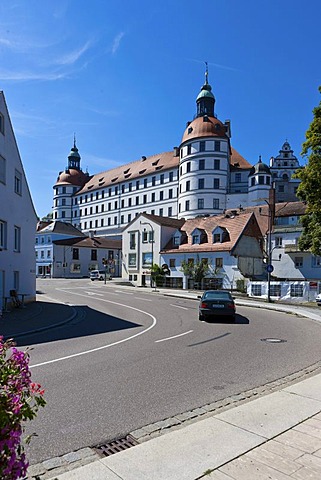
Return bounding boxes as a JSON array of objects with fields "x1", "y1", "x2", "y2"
[
  {"x1": 294, "y1": 86, "x2": 321, "y2": 255},
  {"x1": 180, "y1": 255, "x2": 211, "y2": 285}
]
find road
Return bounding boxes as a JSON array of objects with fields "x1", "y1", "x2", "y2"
[{"x1": 23, "y1": 278, "x2": 321, "y2": 464}]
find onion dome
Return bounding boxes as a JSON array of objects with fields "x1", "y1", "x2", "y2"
[{"x1": 249, "y1": 156, "x2": 271, "y2": 176}]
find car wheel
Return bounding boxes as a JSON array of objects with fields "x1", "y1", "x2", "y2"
[{"x1": 199, "y1": 313, "x2": 205, "y2": 321}]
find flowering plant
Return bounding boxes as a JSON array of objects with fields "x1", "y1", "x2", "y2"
[{"x1": 0, "y1": 336, "x2": 46, "y2": 480}]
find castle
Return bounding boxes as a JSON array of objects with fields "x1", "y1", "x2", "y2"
[{"x1": 52, "y1": 70, "x2": 301, "y2": 236}]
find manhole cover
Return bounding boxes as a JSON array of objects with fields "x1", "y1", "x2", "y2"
[
  {"x1": 261, "y1": 338, "x2": 287, "y2": 344},
  {"x1": 95, "y1": 435, "x2": 138, "y2": 457}
]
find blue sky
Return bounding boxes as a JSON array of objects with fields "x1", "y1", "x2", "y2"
[{"x1": 1, "y1": 0, "x2": 320, "y2": 219}]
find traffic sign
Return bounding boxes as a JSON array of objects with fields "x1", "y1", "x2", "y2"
[{"x1": 266, "y1": 264, "x2": 274, "y2": 273}]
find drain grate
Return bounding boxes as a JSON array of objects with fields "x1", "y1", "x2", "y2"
[
  {"x1": 261, "y1": 338, "x2": 287, "y2": 344},
  {"x1": 95, "y1": 435, "x2": 138, "y2": 457}
]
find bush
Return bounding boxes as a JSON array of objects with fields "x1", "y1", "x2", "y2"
[
  {"x1": 0, "y1": 337, "x2": 46, "y2": 480},
  {"x1": 236, "y1": 279, "x2": 247, "y2": 293}
]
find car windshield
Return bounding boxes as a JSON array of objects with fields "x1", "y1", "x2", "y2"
[{"x1": 203, "y1": 291, "x2": 232, "y2": 300}]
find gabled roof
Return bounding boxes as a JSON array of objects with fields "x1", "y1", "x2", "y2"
[
  {"x1": 37, "y1": 221, "x2": 86, "y2": 236},
  {"x1": 123, "y1": 212, "x2": 185, "y2": 231},
  {"x1": 161, "y1": 212, "x2": 262, "y2": 254},
  {"x1": 53, "y1": 236, "x2": 121, "y2": 249}
]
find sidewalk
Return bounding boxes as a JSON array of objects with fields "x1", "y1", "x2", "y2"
[{"x1": 3, "y1": 286, "x2": 321, "y2": 479}]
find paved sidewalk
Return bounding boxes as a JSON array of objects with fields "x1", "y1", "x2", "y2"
[
  {"x1": 30, "y1": 373, "x2": 321, "y2": 480},
  {"x1": 2, "y1": 284, "x2": 321, "y2": 479}
]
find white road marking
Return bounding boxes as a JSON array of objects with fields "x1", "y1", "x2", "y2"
[
  {"x1": 30, "y1": 292, "x2": 157, "y2": 369},
  {"x1": 84, "y1": 291, "x2": 104, "y2": 296},
  {"x1": 115, "y1": 290, "x2": 134, "y2": 295},
  {"x1": 135, "y1": 297, "x2": 152, "y2": 302},
  {"x1": 155, "y1": 330, "x2": 193, "y2": 343},
  {"x1": 170, "y1": 304, "x2": 189, "y2": 310}
]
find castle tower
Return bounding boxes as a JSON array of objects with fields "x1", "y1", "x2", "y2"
[
  {"x1": 178, "y1": 66, "x2": 231, "y2": 219},
  {"x1": 52, "y1": 140, "x2": 89, "y2": 223},
  {"x1": 269, "y1": 141, "x2": 300, "y2": 202},
  {"x1": 248, "y1": 156, "x2": 272, "y2": 206}
]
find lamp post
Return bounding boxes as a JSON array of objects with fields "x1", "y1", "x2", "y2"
[
  {"x1": 140, "y1": 221, "x2": 155, "y2": 291},
  {"x1": 266, "y1": 187, "x2": 275, "y2": 303}
]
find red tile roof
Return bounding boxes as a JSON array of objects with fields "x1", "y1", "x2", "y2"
[
  {"x1": 161, "y1": 212, "x2": 262, "y2": 254},
  {"x1": 76, "y1": 151, "x2": 179, "y2": 195}
]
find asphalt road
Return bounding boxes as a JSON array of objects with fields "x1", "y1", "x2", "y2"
[{"x1": 24, "y1": 279, "x2": 321, "y2": 464}]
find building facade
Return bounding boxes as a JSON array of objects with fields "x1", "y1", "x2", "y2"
[
  {"x1": 52, "y1": 73, "x2": 301, "y2": 236},
  {"x1": 122, "y1": 212, "x2": 264, "y2": 289},
  {"x1": 36, "y1": 220, "x2": 121, "y2": 278},
  {"x1": 0, "y1": 91, "x2": 37, "y2": 310}
]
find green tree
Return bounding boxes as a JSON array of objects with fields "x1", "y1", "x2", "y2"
[
  {"x1": 294, "y1": 86, "x2": 321, "y2": 255},
  {"x1": 180, "y1": 255, "x2": 211, "y2": 285}
]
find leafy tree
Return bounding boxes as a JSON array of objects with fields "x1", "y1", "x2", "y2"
[
  {"x1": 294, "y1": 86, "x2": 321, "y2": 255},
  {"x1": 180, "y1": 255, "x2": 211, "y2": 284},
  {"x1": 151, "y1": 263, "x2": 168, "y2": 287}
]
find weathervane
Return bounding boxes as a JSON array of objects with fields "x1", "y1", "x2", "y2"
[{"x1": 205, "y1": 61, "x2": 208, "y2": 84}]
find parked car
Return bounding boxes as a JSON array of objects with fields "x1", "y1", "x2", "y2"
[
  {"x1": 316, "y1": 293, "x2": 321, "y2": 306},
  {"x1": 198, "y1": 290, "x2": 236, "y2": 322},
  {"x1": 90, "y1": 270, "x2": 112, "y2": 281}
]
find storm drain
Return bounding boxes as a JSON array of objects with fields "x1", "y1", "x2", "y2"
[
  {"x1": 261, "y1": 338, "x2": 287, "y2": 344},
  {"x1": 95, "y1": 435, "x2": 138, "y2": 457}
]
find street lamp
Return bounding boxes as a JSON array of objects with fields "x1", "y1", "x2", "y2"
[
  {"x1": 266, "y1": 187, "x2": 275, "y2": 303},
  {"x1": 140, "y1": 221, "x2": 155, "y2": 291}
]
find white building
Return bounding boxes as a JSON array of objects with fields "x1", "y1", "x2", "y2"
[
  {"x1": 36, "y1": 220, "x2": 121, "y2": 278},
  {"x1": 35, "y1": 221, "x2": 86, "y2": 277},
  {"x1": 122, "y1": 212, "x2": 264, "y2": 289},
  {"x1": 0, "y1": 91, "x2": 37, "y2": 310},
  {"x1": 51, "y1": 72, "x2": 301, "y2": 236}
]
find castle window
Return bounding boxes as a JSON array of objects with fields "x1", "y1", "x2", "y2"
[
  {"x1": 198, "y1": 198, "x2": 204, "y2": 209},
  {"x1": 213, "y1": 178, "x2": 220, "y2": 189},
  {"x1": 214, "y1": 141, "x2": 220, "y2": 152},
  {"x1": 213, "y1": 198, "x2": 219, "y2": 209},
  {"x1": 199, "y1": 141, "x2": 205, "y2": 152},
  {"x1": 259, "y1": 176, "x2": 264, "y2": 185},
  {"x1": 251, "y1": 177, "x2": 255, "y2": 186},
  {"x1": 214, "y1": 159, "x2": 220, "y2": 170},
  {"x1": 199, "y1": 159, "x2": 205, "y2": 170},
  {"x1": 186, "y1": 162, "x2": 191, "y2": 173},
  {"x1": 198, "y1": 178, "x2": 205, "y2": 189}
]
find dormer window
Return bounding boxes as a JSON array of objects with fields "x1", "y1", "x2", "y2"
[
  {"x1": 212, "y1": 226, "x2": 227, "y2": 243},
  {"x1": 213, "y1": 233, "x2": 221, "y2": 243},
  {"x1": 173, "y1": 236, "x2": 180, "y2": 246},
  {"x1": 191, "y1": 228, "x2": 206, "y2": 245},
  {"x1": 192, "y1": 234, "x2": 200, "y2": 244}
]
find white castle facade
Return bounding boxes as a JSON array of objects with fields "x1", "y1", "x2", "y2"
[{"x1": 52, "y1": 73, "x2": 301, "y2": 236}]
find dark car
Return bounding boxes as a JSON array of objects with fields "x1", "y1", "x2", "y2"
[{"x1": 198, "y1": 290, "x2": 236, "y2": 322}]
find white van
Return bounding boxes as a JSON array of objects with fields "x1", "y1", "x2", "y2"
[{"x1": 90, "y1": 270, "x2": 112, "y2": 281}]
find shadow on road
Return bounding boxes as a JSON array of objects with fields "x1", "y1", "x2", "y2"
[{"x1": 3, "y1": 301, "x2": 142, "y2": 347}]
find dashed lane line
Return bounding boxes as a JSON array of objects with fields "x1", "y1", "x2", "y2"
[{"x1": 155, "y1": 330, "x2": 194, "y2": 343}]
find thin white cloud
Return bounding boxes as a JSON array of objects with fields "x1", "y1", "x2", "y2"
[
  {"x1": 0, "y1": 69, "x2": 67, "y2": 81},
  {"x1": 111, "y1": 32, "x2": 125, "y2": 55},
  {"x1": 55, "y1": 41, "x2": 92, "y2": 66},
  {"x1": 0, "y1": 38, "x2": 13, "y2": 47}
]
